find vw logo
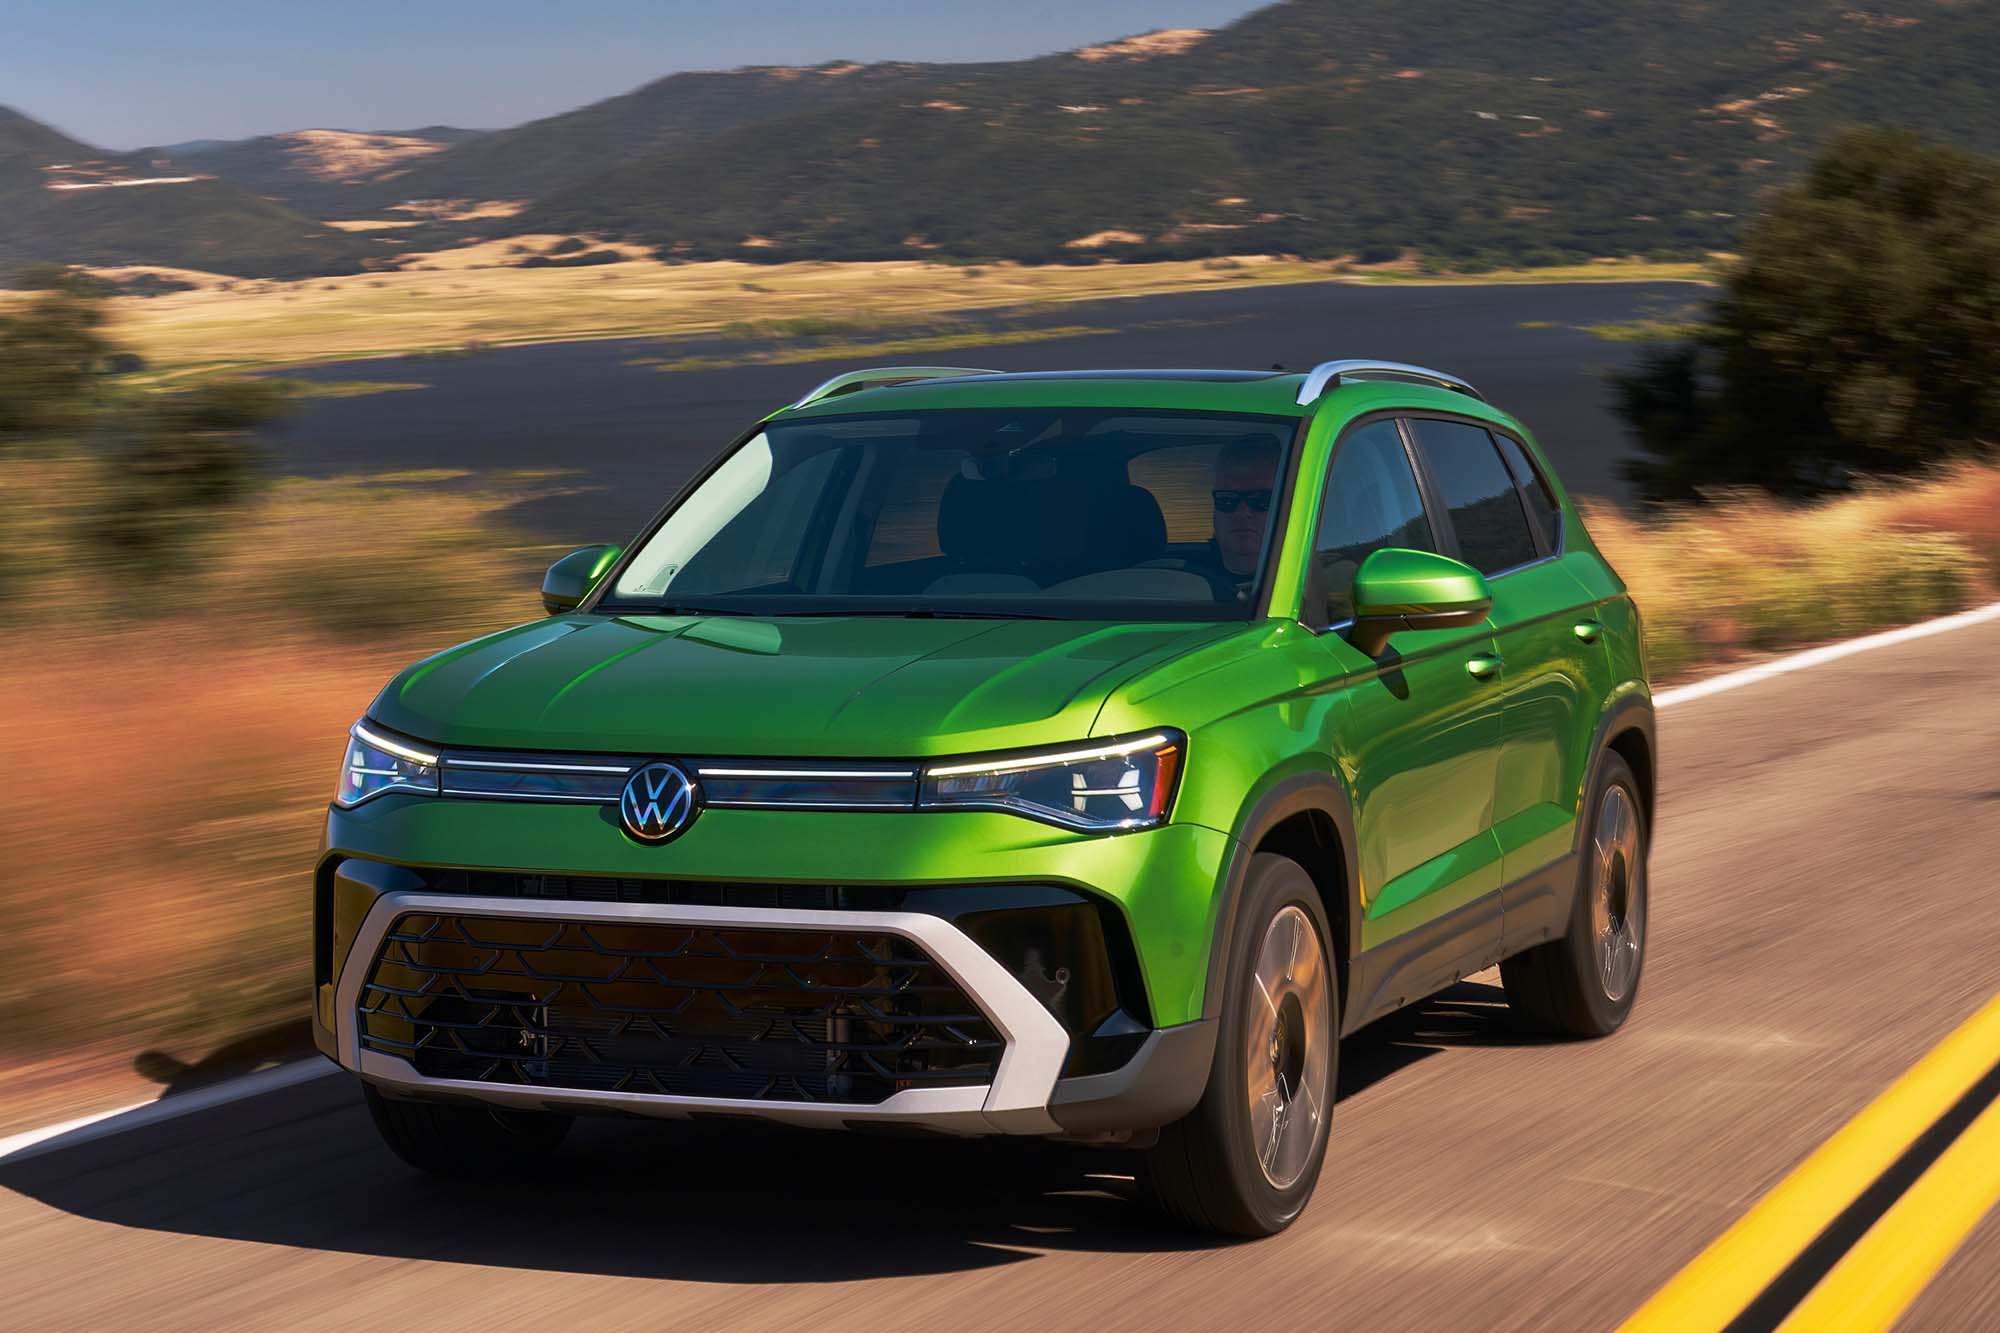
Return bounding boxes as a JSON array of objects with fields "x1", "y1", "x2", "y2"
[{"x1": 619, "y1": 761, "x2": 700, "y2": 844}]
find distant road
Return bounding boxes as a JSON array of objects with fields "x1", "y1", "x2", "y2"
[
  {"x1": 270, "y1": 279, "x2": 1699, "y2": 544},
  {"x1": 5, "y1": 608, "x2": 1996, "y2": 1330}
]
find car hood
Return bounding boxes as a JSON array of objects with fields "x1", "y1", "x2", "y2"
[{"x1": 370, "y1": 613, "x2": 1241, "y2": 757}]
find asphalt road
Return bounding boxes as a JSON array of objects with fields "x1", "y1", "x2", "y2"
[
  {"x1": 4, "y1": 616, "x2": 1997, "y2": 1331},
  {"x1": 268, "y1": 279, "x2": 1702, "y2": 544}
]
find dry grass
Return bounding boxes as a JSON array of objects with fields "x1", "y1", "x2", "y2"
[
  {"x1": 273, "y1": 129, "x2": 453, "y2": 181},
  {"x1": 267, "y1": 378, "x2": 433, "y2": 400},
  {"x1": 392, "y1": 232, "x2": 655, "y2": 270},
  {"x1": 387, "y1": 199, "x2": 527, "y2": 222},
  {"x1": 94, "y1": 253, "x2": 1331, "y2": 381},
  {"x1": 1584, "y1": 459, "x2": 2000, "y2": 677},
  {"x1": 1866, "y1": 458, "x2": 2000, "y2": 575},
  {"x1": 70, "y1": 264, "x2": 236, "y2": 292},
  {"x1": 1345, "y1": 259, "x2": 1716, "y2": 286},
  {"x1": 1074, "y1": 29, "x2": 1212, "y2": 61},
  {"x1": 0, "y1": 630, "x2": 419, "y2": 1061},
  {"x1": 62, "y1": 250, "x2": 1712, "y2": 384},
  {"x1": 0, "y1": 469, "x2": 562, "y2": 1069}
]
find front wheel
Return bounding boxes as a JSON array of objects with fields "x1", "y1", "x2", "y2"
[
  {"x1": 1502, "y1": 751, "x2": 1649, "y2": 1038},
  {"x1": 1139, "y1": 853, "x2": 1337, "y2": 1236}
]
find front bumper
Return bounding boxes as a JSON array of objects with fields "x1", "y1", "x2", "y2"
[
  {"x1": 340, "y1": 890, "x2": 1070, "y2": 1134},
  {"x1": 316, "y1": 799, "x2": 1232, "y2": 1136}
]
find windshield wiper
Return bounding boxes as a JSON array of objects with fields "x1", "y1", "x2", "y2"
[
  {"x1": 608, "y1": 603, "x2": 756, "y2": 617},
  {"x1": 767, "y1": 608, "x2": 1064, "y2": 620}
]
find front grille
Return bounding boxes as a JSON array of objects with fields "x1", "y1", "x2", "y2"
[
  {"x1": 447, "y1": 870, "x2": 848, "y2": 909},
  {"x1": 357, "y1": 913, "x2": 1002, "y2": 1104}
]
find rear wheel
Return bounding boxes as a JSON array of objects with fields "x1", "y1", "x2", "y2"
[
  {"x1": 1502, "y1": 751, "x2": 1648, "y2": 1038},
  {"x1": 364, "y1": 1085, "x2": 572, "y2": 1177},
  {"x1": 1139, "y1": 853, "x2": 1337, "y2": 1236}
]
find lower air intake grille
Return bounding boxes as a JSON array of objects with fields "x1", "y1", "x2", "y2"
[{"x1": 357, "y1": 914, "x2": 1001, "y2": 1104}]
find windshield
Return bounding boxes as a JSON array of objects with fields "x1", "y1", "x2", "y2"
[{"x1": 599, "y1": 408, "x2": 1295, "y2": 621}]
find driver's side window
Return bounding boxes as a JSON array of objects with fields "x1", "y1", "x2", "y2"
[{"x1": 1315, "y1": 420, "x2": 1436, "y2": 623}]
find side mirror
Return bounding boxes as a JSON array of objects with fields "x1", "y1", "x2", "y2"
[
  {"x1": 1347, "y1": 548, "x2": 1491, "y2": 657},
  {"x1": 541, "y1": 544, "x2": 622, "y2": 615}
]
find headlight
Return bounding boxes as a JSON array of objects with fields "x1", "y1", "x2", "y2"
[
  {"x1": 335, "y1": 721, "x2": 440, "y2": 807},
  {"x1": 920, "y1": 731, "x2": 1184, "y2": 833}
]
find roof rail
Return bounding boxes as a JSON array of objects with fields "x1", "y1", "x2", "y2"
[
  {"x1": 1294, "y1": 360, "x2": 1483, "y2": 406},
  {"x1": 791, "y1": 366, "x2": 1001, "y2": 408}
]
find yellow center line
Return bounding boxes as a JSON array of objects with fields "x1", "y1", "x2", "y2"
[
  {"x1": 1776, "y1": 1091, "x2": 2000, "y2": 1331},
  {"x1": 1619, "y1": 993, "x2": 2000, "y2": 1332}
]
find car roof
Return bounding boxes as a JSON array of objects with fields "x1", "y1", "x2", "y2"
[{"x1": 772, "y1": 366, "x2": 1516, "y2": 428}]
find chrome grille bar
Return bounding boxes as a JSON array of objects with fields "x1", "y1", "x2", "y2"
[{"x1": 437, "y1": 750, "x2": 921, "y2": 810}]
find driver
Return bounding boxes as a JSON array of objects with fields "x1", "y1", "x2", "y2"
[{"x1": 1189, "y1": 434, "x2": 1281, "y2": 595}]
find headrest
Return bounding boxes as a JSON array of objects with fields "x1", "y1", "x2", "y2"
[
  {"x1": 1020, "y1": 479, "x2": 1168, "y2": 580},
  {"x1": 1101, "y1": 483, "x2": 1168, "y2": 567},
  {"x1": 937, "y1": 473, "x2": 1023, "y2": 564}
]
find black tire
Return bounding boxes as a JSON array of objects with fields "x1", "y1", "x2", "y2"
[
  {"x1": 1502, "y1": 751, "x2": 1649, "y2": 1038},
  {"x1": 364, "y1": 1085, "x2": 572, "y2": 1177},
  {"x1": 1139, "y1": 853, "x2": 1338, "y2": 1236}
]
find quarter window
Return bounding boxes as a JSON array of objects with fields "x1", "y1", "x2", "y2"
[
  {"x1": 1492, "y1": 432, "x2": 1562, "y2": 551},
  {"x1": 1406, "y1": 419, "x2": 1539, "y2": 576},
  {"x1": 1314, "y1": 420, "x2": 1436, "y2": 623}
]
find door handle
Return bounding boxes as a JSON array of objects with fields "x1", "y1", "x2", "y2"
[
  {"x1": 1465, "y1": 653, "x2": 1503, "y2": 682},
  {"x1": 1574, "y1": 620, "x2": 1603, "y2": 644}
]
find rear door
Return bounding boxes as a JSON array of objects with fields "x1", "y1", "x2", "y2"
[{"x1": 1404, "y1": 419, "x2": 1601, "y2": 949}]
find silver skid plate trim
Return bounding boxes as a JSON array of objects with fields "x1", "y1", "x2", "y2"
[{"x1": 334, "y1": 892, "x2": 1068, "y2": 1135}]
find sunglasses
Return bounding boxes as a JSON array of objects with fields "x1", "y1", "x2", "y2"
[{"x1": 1212, "y1": 489, "x2": 1273, "y2": 514}]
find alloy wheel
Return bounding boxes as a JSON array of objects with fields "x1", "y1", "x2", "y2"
[
  {"x1": 1243, "y1": 904, "x2": 1332, "y2": 1189},
  {"x1": 1590, "y1": 784, "x2": 1645, "y2": 1003}
]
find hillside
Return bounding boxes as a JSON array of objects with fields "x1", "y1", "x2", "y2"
[
  {"x1": 504, "y1": 0, "x2": 2000, "y2": 265},
  {"x1": 0, "y1": 107, "x2": 380, "y2": 279},
  {"x1": 347, "y1": 63, "x2": 949, "y2": 210},
  {"x1": 12, "y1": 0, "x2": 2000, "y2": 275},
  {"x1": 159, "y1": 126, "x2": 485, "y2": 216}
]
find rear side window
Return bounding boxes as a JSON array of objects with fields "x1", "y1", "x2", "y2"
[
  {"x1": 1315, "y1": 419, "x2": 1435, "y2": 622},
  {"x1": 1406, "y1": 419, "x2": 1538, "y2": 576},
  {"x1": 1492, "y1": 432, "x2": 1562, "y2": 551}
]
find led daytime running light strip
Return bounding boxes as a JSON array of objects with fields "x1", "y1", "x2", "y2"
[
  {"x1": 352, "y1": 722, "x2": 440, "y2": 767},
  {"x1": 446, "y1": 758, "x2": 630, "y2": 774},
  {"x1": 924, "y1": 732, "x2": 1176, "y2": 779},
  {"x1": 698, "y1": 767, "x2": 918, "y2": 779}
]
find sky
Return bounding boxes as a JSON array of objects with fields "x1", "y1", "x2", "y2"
[{"x1": 4, "y1": 1, "x2": 1265, "y2": 150}]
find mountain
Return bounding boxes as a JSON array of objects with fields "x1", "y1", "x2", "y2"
[
  {"x1": 158, "y1": 126, "x2": 486, "y2": 215},
  {"x1": 0, "y1": 107, "x2": 379, "y2": 279},
  {"x1": 14, "y1": 0, "x2": 2000, "y2": 275},
  {"x1": 499, "y1": 0, "x2": 2000, "y2": 265},
  {"x1": 1, "y1": 108, "x2": 101, "y2": 165},
  {"x1": 353, "y1": 64, "x2": 943, "y2": 208}
]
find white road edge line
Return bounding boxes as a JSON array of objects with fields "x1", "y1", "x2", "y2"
[
  {"x1": 8, "y1": 600, "x2": 1999, "y2": 1160},
  {"x1": 1653, "y1": 600, "x2": 2000, "y2": 709},
  {"x1": 0, "y1": 1059, "x2": 336, "y2": 1165}
]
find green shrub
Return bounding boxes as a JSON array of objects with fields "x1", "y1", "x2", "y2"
[{"x1": 1618, "y1": 129, "x2": 2000, "y2": 502}]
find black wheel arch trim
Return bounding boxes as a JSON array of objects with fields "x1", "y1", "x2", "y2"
[
  {"x1": 1579, "y1": 690, "x2": 1657, "y2": 849},
  {"x1": 1201, "y1": 769, "x2": 1361, "y2": 1024}
]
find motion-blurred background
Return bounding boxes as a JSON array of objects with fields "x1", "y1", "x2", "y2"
[{"x1": 3, "y1": 0, "x2": 1997, "y2": 1117}]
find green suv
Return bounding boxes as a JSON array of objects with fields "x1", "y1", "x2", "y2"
[{"x1": 315, "y1": 360, "x2": 1653, "y2": 1235}]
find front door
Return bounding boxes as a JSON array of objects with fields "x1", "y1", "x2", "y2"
[
  {"x1": 1310, "y1": 418, "x2": 1508, "y2": 961},
  {"x1": 1402, "y1": 418, "x2": 1599, "y2": 954}
]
